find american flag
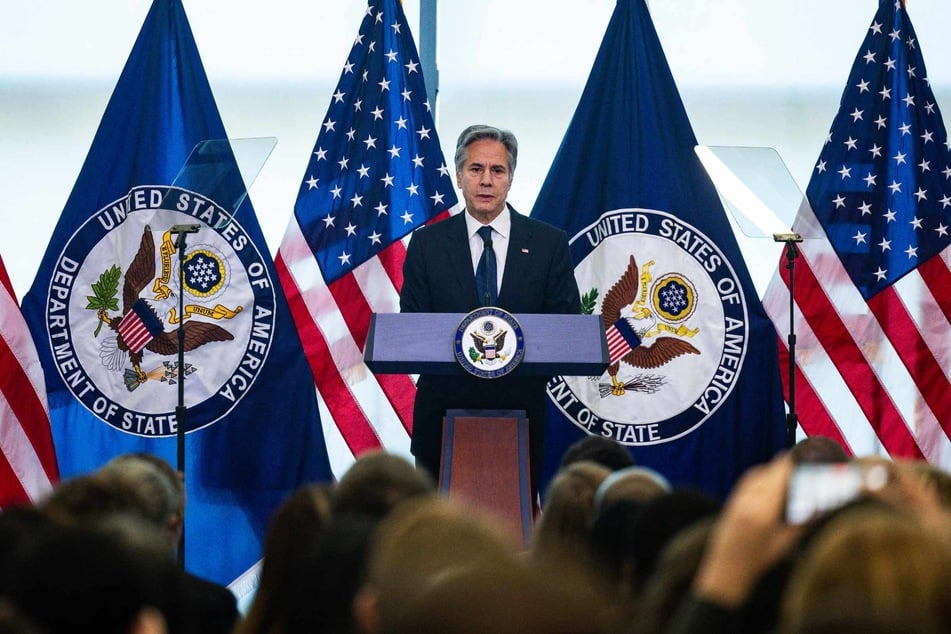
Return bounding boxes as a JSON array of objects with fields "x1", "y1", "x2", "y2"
[
  {"x1": 0, "y1": 254, "x2": 58, "y2": 507},
  {"x1": 763, "y1": 0, "x2": 951, "y2": 467},
  {"x1": 276, "y1": 0, "x2": 457, "y2": 476}
]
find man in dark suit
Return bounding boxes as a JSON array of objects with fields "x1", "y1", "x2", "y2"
[{"x1": 400, "y1": 124, "x2": 581, "y2": 498}]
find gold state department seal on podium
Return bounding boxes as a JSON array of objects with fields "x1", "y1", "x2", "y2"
[{"x1": 454, "y1": 308, "x2": 525, "y2": 379}]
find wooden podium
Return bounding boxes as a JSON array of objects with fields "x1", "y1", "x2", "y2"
[{"x1": 365, "y1": 312, "x2": 608, "y2": 544}]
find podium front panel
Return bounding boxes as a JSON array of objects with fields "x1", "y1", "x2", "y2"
[
  {"x1": 440, "y1": 408, "x2": 533, "y2": 546},
  {"x1": 365, "y1": 312, "x2": 608, "y2": 376}
]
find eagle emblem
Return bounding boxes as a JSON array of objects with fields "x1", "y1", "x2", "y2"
[
  {"x1": 90, "y1": 226, "x2": 237, "y2": 391},
  {"x1": 599, "y1": 254, "x2": 700, "y2": 396},
  {"x1": 455, "y1": 308, "x2": 525, "y2": 378},
  {"x1": 548, "y1": 207, "x2": 750, "y2": 445},
  {"x1": 469, "y1": 320, "x2": 508, "y2": 362}
]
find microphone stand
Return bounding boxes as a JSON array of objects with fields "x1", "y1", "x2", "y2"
[
  {"x1": 774, "y1": 232, "x2": 803, "y2": 449},
  {"x1": 171, "y1": 223, "x2": 199, "y2": 569}
]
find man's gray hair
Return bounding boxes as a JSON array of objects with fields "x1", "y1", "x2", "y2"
[
  {"x1": 101, "y1": 453, "x2": 182, "y2": 529},
  {"x1": 454, "y1": 124, "x2": 518, "y2": 174}
]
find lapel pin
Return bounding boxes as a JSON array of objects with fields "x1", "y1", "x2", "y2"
[{"x1": 521, "y1": 248, "x2": 529, "y2": 254}]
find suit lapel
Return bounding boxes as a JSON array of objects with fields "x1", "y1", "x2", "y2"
[
  {"x1": 498, "y1": 207, "x2": 533, "y2": 304},
  {"x1": 444, "y1": 213, "x2": 479, "y2": 305}
]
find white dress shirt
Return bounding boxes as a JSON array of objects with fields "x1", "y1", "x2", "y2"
[{"x1": 464, "y1": 205, "x2": 511, "y2": 295}]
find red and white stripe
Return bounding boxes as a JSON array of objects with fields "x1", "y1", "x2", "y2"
[
  {"x1": 0, "y1": 255, "x2": 58, "y2": 507},
  {"x1": 605, "y1": 323, "x2": 633, "y2": 364},
  {"x1": 276, "y1": 216, "x2": 418, "y2": 478},
  {"x1": 117, "y1": 309, "x2": 155, "y2": 354},
  {"x1": 762, "y1": 201, "x2": 951, "y2": 469}
]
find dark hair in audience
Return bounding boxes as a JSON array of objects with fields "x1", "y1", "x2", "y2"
[
  {"x1": 589, "y1": 489, "x2": 721, "y2": 600},
  {"x1": 532, "y1": 461, "x2": 611, "y2": 565},
  {"x1": 636, "y1": 517, "x2": 716, "y2": 634},
  {"x1": 331, "y1": 451, "x2": 435, "y2": 519},
  {"x1": 40, "y1": 472, "x2": 153, "y2": 527},
  {"x1": 283, "y1": 513, "x2": 380, "y2": 634},
  {"x1": 790, "y1": 435, "x2": 849, "y2": 464},
  {"x1": 559, "y1": 435, "x2": 635, "y2": 472},
  {"x1": 0, "y1": 506, "x2": 54, "y2": 599},
  {"x1": 4, "y1": 522, "x2": 179, "y2": 634},
  {"x1": 235, "y1": 483, "x2": 333, "y2": 634}
]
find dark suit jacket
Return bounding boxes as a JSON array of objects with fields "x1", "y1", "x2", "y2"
[{"x1": 400, "y1": 206, "x2": 581, "y2": 487}]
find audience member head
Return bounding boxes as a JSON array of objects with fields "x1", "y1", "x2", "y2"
[
  {"x1": 0, "y1": 505, "x2": 53, "y2": 598},
  {"x1": 332, "y1": 450, "x2": 435, "y2": 519},
  {"x1": 532, "y1": 461, "x2": 611, "y2": 565},
  {"x1": 909, "y1": 460, "x2": 951, "y2": 511},
  {"x1": 99, "y1": 453, "x2": 183, "y2": 548},
  {"x1": 355, "y1": 497, "x2": 517, "y2": 633},
  {"x1": 39, "y1": 460, "x2": 238, "y2": 634},
  {"x1": 39, "y1": 471, "x2": 155, "y2": 529},
  {"x1": 235, "y1": 483, "x2": 333, "y2": 634},
  {"x1": 282, "y1": 513, "x2": 380, "y2": 634},
  {"x1": 588, "y1": 489, "x2": 721, "y2": 603},
  {"x1": 592, "y1": 465, "x2": 672, "y2": 517},
  {"x1": 780, "y1": 504, "x2": 951, "y2": 633},
  {"x1": 842, "y1": 456, "x2": 951, "y2": 534},
  {"x1": 636, "y1": 517, "x2": 716, "y2": 634},
  {"x1": 790, "y1": 435, "x2": 849, "y2": 464},
  {"x1": 4, "y1": 521, "x2": 177, "y2": 634},
  {"x1": 559, "y1": 435, "x2": 635, "y2": 472},
  {"x1": 396, "y1": 560, "x2": 612, "y2": 634}
]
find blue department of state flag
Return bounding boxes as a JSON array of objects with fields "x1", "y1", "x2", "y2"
[
  {"x1": 532, "y1": 0, "x2": 786, "y2": 498},
  {"x1": 20, "y1": 0, "x2": 331, "y2": 592}
]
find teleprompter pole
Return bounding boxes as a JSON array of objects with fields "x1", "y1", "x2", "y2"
[
  {"x1": 774, "y1": 232, "x2": 803, "y2": 449},
  {"x1": 171, "y1": 223, "x2": 199, "y2": 569}
]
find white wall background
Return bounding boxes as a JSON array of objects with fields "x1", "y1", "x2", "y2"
[{"x1": 2, "y1": 0, "x2": 949, "y2": 297}]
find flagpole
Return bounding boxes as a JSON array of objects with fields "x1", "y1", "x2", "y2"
[{"x1": 419, "y1": 0, "x2": 439, "y2": 109}]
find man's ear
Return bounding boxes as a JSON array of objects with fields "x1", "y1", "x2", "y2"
[
  {"x1": 129, "y1": 607, "x2": 167, "y2": 634},
  {"x1": 166, "y1": 513, "x2": 183, "y2": 545},
  {"x1": 352, "y1": 585, "x2": 380, "y2": 634}
]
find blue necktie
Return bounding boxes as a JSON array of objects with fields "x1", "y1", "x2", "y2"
[{"x1": 475, "y1": 225, "x2": 497, "y2": 306}]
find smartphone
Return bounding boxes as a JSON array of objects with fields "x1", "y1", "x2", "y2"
[{"x1": 785, "y1": 462, "x2": 889, "y2": 524}]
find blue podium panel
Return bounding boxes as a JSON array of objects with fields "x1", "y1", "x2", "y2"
[{"x1": 364, "y1": 312, "x2": 608, "y2": 377}]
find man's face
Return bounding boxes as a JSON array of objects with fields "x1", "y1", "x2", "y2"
[{"x1": 456, "y1": 138, "x2": 513, "y2": 224}]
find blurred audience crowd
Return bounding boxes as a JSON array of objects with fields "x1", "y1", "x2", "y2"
[{"x1": 1, "y1": 433, "x2": 949, "y2": 633}]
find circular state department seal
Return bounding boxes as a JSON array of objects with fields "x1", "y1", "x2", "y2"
[
  {"x1": 454, "y1": 308, "x2": 525, "y2": 379},
  {"x1": 547, "y1": 208, "x2": 749, "y2": 446},
  {"x1": 43, "y1": 185, "x2": 276, "y2": 437}
]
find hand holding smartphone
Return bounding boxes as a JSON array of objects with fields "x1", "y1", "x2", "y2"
[{"x1": 785, "y1": 462, "x2": 889, "y2": 524}]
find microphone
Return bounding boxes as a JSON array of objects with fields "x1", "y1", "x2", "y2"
[{"x1": 170, "y1": 224, "x2": 200, "y2": 249}]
